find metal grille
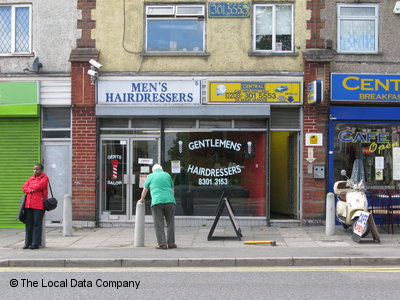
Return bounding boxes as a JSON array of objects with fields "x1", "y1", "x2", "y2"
[
  {"x1": 270, "y1": 107, "x2": 300, "y2": 130},
  {"x1": 0, "y1": 6, "x2": 11, "y2": 53},
  {"x1": 15, "y1": 7, "x2": 30, "y2": 52},
  {"x1": 0, "y1": 118, "x2": 40, "y2": 228}
]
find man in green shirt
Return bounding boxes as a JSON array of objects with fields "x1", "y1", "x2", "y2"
[{"x1": 138, "y1": 164, "x2": 177, "y2": 249}]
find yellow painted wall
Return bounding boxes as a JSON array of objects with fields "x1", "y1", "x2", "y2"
[
  {"x1": 93, "y1": 0, "x2": 310, "y2": 72},
  {"x1": 270, "y1": 131, "x2": 289, "y2": 215}
]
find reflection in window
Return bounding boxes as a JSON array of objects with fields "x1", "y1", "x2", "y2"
[
  {"x1": 165, "y1": 131, "x2": 266, "y2": 216},
  {"x1": 334, "y1": 123, "x2": 400, "y2": 189},
  {"x1": 0, "y1": 5, "x2": 31, "y2": 54},
  {"x1": 337, "y1": 4, "x2": 378, "y2": 53},
  {"x1": 146, "y1": 5, "x2": 205, "y2": 52},
  {"x1": 254, "y1": 4, "x2": 293, "y2": 52}
]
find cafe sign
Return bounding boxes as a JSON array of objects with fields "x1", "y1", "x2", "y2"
[
  {"x1": 331, "y1": 73, "x2": 400, "y2": 102},
  {"x1": 208, "y1": 81, "x2": 302, "y2": 104}
]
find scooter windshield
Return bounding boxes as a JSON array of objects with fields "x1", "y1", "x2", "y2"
[{"x1": 349, "y1": 159, "x2": 366, "y2": 190}]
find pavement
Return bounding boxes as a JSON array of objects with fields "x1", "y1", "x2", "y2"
[{"x1": 1, "y1": 224, "x2": 400, "y2": 268}]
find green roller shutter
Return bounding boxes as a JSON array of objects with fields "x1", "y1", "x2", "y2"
[{"x1": 0, "y1": 118, "x2": 40, "y2": 228}]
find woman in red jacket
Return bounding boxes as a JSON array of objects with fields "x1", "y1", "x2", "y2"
[{"x1": 22, "y1": 164, "x2": 48, "y2": 250}]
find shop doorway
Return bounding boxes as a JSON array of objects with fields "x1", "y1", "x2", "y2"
[
  {"x1": 270, "y1": 131, "x2": 299, "y2": 219},
  {"x1": 99, "y1": 137, "x2": 160, "y2": 220}
]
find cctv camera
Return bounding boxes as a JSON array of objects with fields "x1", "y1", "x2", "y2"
[
  {"x1": 89, "y1": 59, "x2": 102, "y2": 69},
  {"x1": 87, "y1": 69, "x2": 98, "y2": 77}
]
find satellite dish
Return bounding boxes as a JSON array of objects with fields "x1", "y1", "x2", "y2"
[
  {"x1": 32, "y1": 57, "x2": 43, "y2": 73},
  {"x1": 24, "y1": 57, "x2": 43, "y2": 73}
]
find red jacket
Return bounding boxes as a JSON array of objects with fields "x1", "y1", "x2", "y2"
[{"x1": 22, "y1": 173, "x2": 49, "y2": 210}]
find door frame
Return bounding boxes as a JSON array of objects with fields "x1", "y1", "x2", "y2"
[{"x1": 99, "y1": 135, "x2": 160, "y2": 220}]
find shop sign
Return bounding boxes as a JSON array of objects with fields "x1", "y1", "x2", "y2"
[
  {"x1": 307, "y1": 80, "x2": 323, "y2": 105},
  {"x1": 305, "y1": 133, "x2": 323, "y2": 146},
  {"x1": 208, "y1": 2, "x2": 250, "y2": 18},
  {"x1": 178, "y1": 138, "x2": 251, "y2": 186},
  {"x1": 208, "y1": 81, "x2": 302, "y2": 104},
  {"x1": 0, "y1": 82, "x2": 38, "y2": 104},
  {"x1": 338, "y1": 129, "x2": 398, "y2": 155},
  {"x1": 97, "y1": 80, "x2": 202, "y2": 105},
  {"x1": 331, "y1": 73, "x2": 400, "y2": 102}
]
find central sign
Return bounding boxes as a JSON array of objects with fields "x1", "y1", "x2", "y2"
[{"x1": 208, "y1": 81, "x2": 302, "y2": 104}]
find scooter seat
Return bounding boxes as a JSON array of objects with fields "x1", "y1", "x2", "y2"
[{"x1": 338, "y1": 191, "x2": 347, "y2": 202}]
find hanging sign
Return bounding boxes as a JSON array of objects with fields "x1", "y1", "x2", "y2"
[{"x1": 307, "y1": 80, "x2": 323, "y2": 104}]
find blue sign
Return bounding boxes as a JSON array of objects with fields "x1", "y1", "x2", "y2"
[
  {"x1": 307, "y1": 80, "x2": 323, "y2": 105},
  {"x1": 331, "y1": 73, "x2": 400, "y2": 102},
  {"x1": 208, "y1": 2, "x2": 250, "y2": 18}
]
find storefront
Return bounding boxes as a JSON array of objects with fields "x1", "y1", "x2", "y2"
[
  {"x1": 96, "y1": 76, "x2": 302, "y2": 225},
  {"x1": 0, "y1": 81, "x2": 40, "y2": 228},
  {"x1": 329, "y1": 74, "x2": 400, "y2": 193}
]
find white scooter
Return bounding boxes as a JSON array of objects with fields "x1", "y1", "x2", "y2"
[{"x1": 334, "y1": 159, "x2": 370, "y2": 237}]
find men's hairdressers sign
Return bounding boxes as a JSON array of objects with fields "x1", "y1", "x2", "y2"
[{"x1": 97, "y1": 80, "x2": 202, "y2": 104}]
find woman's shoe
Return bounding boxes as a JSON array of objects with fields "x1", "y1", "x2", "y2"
[{"x1": 167, "y1": 244, "x2": 177, "y2": 249}]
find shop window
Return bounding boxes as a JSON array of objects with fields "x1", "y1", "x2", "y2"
[
  {"x1": 42, "y1": 107, "x2": 71, "y2": 139},
  {"x1": 337, "y1": 4, "x2": 379, "y2": 53},
  {"x1": 165, "y1": 131, "x2": 266, "y2": 217},
  {"x1": 333, "y1": 123, "x2": 400, "y2": 189},
  {"x1": 145, "y1": 4, "x2": 205, "y2": 52},
  {"x1": 0, "y1": 4, "x2": 31, "y2": 55},
  {"x1": 199, "y1": 119, "x2": 232, "y2": 128},
  {"x1": 253, "y1": 4, "x2": 293, "y2": 52}
]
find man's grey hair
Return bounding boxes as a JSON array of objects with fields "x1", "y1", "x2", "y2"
[{"x1": 152, "y1": 164, "x2": 163, "y2": 172}]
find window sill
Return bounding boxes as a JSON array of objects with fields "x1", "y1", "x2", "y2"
[
  {"x1": 336, "y1": 52, "x2": 382, "y2": 56},
  {"x1": 0, "y1": 53, "x2": 34, "y2": 57},
  {"x1": 248, "y1": 51, "x2": 299, "y2": 57},
  {"x1": 141, "y1": 51, "x2": 210, "y2": 57}
]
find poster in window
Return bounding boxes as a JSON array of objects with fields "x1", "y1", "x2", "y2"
[{"x1": 393, "y1": 148, "x2": 400, "y2": 180}]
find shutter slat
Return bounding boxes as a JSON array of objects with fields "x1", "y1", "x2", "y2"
[{"x1": 0, "y1": 118, "x2": 40, "y2": 228}]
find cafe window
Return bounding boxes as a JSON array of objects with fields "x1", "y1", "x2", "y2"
[
  {"x1": 333, "y1": 123, "x2": 400, "y2": 189},
  {"x1": 145, "y1": 4, "x2": 205, "y2": 52},
  {"x1": 253, "y1": 4, "x2": 293, "y2": 52}
]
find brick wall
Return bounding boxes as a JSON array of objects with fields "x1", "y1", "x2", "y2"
[
  {"x1": 306, "y1": 0, "x2": 325, "y2": 49},
  {"x1": 303, "y1": 0, "x2": 331, "y2": 222},
  {"x1": 69, "y1": 0, "x2": 99, "y2": 221}
]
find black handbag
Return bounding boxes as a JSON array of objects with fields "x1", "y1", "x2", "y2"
[
  {"x1": 17, "y1": 195, "x2": 27, "y2": 223},
  {"x1": 43, "y1": 181, "x2": 58, "y2": 211}
]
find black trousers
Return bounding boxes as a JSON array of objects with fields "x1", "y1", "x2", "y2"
[{"x1": 25, "y1": 208, "x2": 45, "y2": 247}]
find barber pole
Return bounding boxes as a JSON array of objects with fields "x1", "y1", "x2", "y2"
[{"x1": 111, "y1": 159, "x2": 119, "y2": 180}]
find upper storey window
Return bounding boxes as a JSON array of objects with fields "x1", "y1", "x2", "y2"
[
  {"x1": 145, "y1": 5, "x2": 205, "y2": 52},
  {"x1": 0, "y1": 5, "x2": 31, "y2": 55},
  {"x1": 337, "y1": 4, "x2": 379, "y2": 53},
  {"x1": 253, "y1": 4, "x2": 293, "y2": 52}
]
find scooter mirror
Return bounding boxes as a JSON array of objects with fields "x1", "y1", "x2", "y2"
[{"x1": 340, "y1": 170, "x2": 347, "y2": 177}]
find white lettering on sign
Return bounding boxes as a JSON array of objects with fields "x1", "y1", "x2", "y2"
[
  {"x1": 97, "y1": 80, "x2": 202, "y2": 105},
  {"x1": 188, "y1": 139, "x2": 242, "y2": 151},
  {"x1": 187, "y1": 164, "x2": 242, "y2": 177},
  {"x1": 107, "y1": 155, "x2": 122, "y2": 160}
]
